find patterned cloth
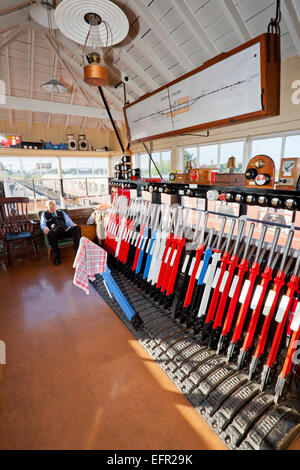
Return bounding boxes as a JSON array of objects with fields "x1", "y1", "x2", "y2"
[{"x1": 73, "y1": 236, "x2": 107, "y2": 295}]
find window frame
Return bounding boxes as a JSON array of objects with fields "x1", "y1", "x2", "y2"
[
  {"x1": 178, "y1": 130, "x2": 300, "y2": 173},
  {"x1": 179, "y1": 138, "x2": 247, "y2": 172},
  {"x1": 0, "y1": 155, "x2": 109, "y2": 211},
  {"x1": 132, "y1": 149, "x2": 172, "y2": 178}
]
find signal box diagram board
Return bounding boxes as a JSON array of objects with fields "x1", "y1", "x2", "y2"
[{"x1": 124, "y1": 34, "x2": 280, "y2": 143}]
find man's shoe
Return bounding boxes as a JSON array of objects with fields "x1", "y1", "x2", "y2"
[{"x1": 54, "y1": 256, "x2": 61, "y2": 265}]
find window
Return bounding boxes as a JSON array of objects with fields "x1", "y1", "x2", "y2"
[
  {"x1": 250, "y1": 136, "x2": 282, "y2": 176},
  {"x1": 0, "y1": 157, "x2": 22, "y2": 180},
  {"x1": 135, "y1": 150, "x2": 171, "y2": 178},
  {"x1": 0, "y1": 156, "x2": 109, "y2": 211},
  {"x1": 285, "y1": 135, "x2": 300, "y2": 158},
  {"x1": 181, "y1": 141, "x2": 244, "y2": 172},
  {"x1": 183, "y1": 147, "x2": 198, "y2": 169},
  {"x1": 219, "y1": 141, "x2": 244, "y2": 173},
  {"x1": 93, "y1": 158, "x2": 108, "y2": 176},
  {"x1": 199, "y1": 145, "x2": 218, "y2": 168}
]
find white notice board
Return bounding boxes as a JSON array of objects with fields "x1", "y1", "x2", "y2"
[{"x1": 125, "y1": 42, "x2": 263, "y2": 143}]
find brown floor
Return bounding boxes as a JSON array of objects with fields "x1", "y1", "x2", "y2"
[{"x1": 0, "y1": 247, "x2": 227, "y2": 450}]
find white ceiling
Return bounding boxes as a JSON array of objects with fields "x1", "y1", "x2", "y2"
[{"x1": 0, "y1": 0, "x2": 299, "y2": 132}]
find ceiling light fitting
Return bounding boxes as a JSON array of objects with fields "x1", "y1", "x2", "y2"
[
  {"x1": 54, "y1": 0, "x2": 129, "y2": 87},
  {"x1": 41, "y1": 78, "x2": 68, "y2": 93}
]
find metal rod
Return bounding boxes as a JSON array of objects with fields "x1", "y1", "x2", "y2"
[
  {"x1": 98, "y1": 86, "x2": 125, "y2": 154},
  {"x1": 142, "y1": 142, "x2": 163, "y2": 179}
]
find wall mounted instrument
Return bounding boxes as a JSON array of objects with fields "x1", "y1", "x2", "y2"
[
  {"x1": 276, "y1": 158, "x2": 300, "y2": 191},
  {"x1": 189, "y1": 168, "x2": 215, "y2": 185},
  {"x1": 169, "y1": 172, "x2": 190, "y2": 184},
  {"x1": 245, "y1": 155, "x2": 275, "y2": 189},
  {"x1": 214, "y1": 173, "x2": 245, "y2": 186},
  {"x1": 124, "y1": 33, "x2": 280, "y2": 143}
]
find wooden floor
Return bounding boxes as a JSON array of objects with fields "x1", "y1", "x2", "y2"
[{"x1": 0, "y1": 248, "x2": 226, "y2": 450}]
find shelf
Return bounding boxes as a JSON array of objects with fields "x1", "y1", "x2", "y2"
[{"x1": 0, "y1": 148, "x2": 113, "y2": 157}]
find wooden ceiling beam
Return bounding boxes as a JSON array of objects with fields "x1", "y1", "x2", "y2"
[
  {"x1": 29, "y1": 29, "x2": 36, "y2": 128},
  {"x1": 170, "y1": 0, "x2": 220, "y2": 59},
  {"x1": 0, "y1": 27, "x2": 28, "y2": 51},
  {"x1": 47, "y1": 54, "x2": 58, "y2": 129},
  {"x1": 130, "y1": 0, "x2": 194, "y2": 71},
  {"x1": 217, "y1": 0, "x2": 251, "y2": 43},
  {"x1": 282, "y1": 0, "x2": 300, "y2": 57},
  {"x1": 0, "y1": 95, "x2": 124, "y2": 121},
  {"x1": 64, "y1": 85, "x2": 76, "y2": 130},
  {"x1": 4, "y1": 47, "x2": 13, "y2": 127}
]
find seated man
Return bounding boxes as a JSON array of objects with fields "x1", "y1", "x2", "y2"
[{"x1": 40, "y1": 200, "x2": 81, "y2": 265}]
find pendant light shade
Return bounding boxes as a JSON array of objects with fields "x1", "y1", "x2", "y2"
[
  {"x1": 41, "y1": 78, "x2": 69, "y2": 93},
  {"x1": 54, "y1": 0, "x2": 129, "y2": 47},
  {"x1": 55, "y1": 0, "x2": 129, "y2": 87},
  {"x1": 29, "y1": 2, "x2": 58, "y2": 29}
]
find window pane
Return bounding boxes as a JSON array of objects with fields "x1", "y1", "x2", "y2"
[
  {"x1": 93, "y1": 158, "x2": 108, "y2": 176},
  {"x1": 62, "y1": 179, "x2": 87, "y2": 208},
  {"x1": 21, "y1": 157, "x2": 41, "y2": 180},
  {"x1": 199, "y1": 145, "x2": 218, "y2": 167},
  {"x1": 132, "y1": 154, "x2": 139, "y2": 168},
  {"x1": 284, "y1": 135, "x2": 300, "y2": 158},
  {"x1": 184, "y1": 147, "x2": 198, "y2": 169},
  {"x1": 87, "y1": 178, "x2": 109, "y2": 196},
  {"x1": 61, "y1": 157, "x2": 78, "y2": 177},
  {"x1": 34, "y1": 178, "x2": 62, "y2": 211},
  {"x1": 251, "y1": 137, "x2": 282, "y2": 177},
  {"x1": 140, "y1": 153, "x2": 149, "y2": 178},
  {"x1": 37, "y1": 178, "x2": 62, "y2": 202},
  {"x1": 3, "y1": 180, "x2": 26, "y2": 197},
  {"x1": 161, "y1": 150, "x2": 171, "y2": 177},
  {"x1": 39, "y1": 158, "x2": 59, "y2": 177},
  {"x1": 0, "y1": 157, "x2": 22, "y2": 180},
  {"x1": 219, "y1": 141, "x2": 244, "y2": 173},
  {"x1": 78, "y1": 157, "x2": 93, "y2": 176},
  {"x1": 150, "y1": 152, "x2": 160, "y2": 177}
]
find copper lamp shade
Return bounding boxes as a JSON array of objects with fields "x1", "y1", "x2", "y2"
[{"x1": 84, "y1": 63, "x2": 108, "y2": 86}]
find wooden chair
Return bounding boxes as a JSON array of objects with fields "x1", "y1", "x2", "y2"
[
  {"x1": 38, "y1": 209, "x2": 74, "y2": 260},
  {"x1": 0, "y1": 197, "x2": 38, "y2": 267}
]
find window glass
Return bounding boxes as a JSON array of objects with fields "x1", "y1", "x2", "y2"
[
  {"x1": 284, "y1": 135, "x2": 300, "y2": 158},
  {"x1": 183, "y1": 147, "x2": 198, "y2": 169},
  {"x1": 87, "y1": 178, "x2": 108, "y2": 196},
  {"x1": 150, "y1": 151, "x2": 161, "y2": 177},
  {"x1": 78, "y1": 158, "x2": 93, "y2": 176},
  {"x1": 0, "y1": 157, "x2": 22, "y2": 180},
  {"x1": 61, "y1": 158, "x2": 78, "y2": 177},
  {"x1": 161, "y1": 150, "x2": 171, "y2": 177},
  {"x1": 140, "y1": 153, "x2": 149, "y2": 178},
  {"x1": 131, "y1": 154, "x2": 139, "y2": 168},
  {"x1": 219, "y1": 141, "x2": 244, "y2": 173},
  {"x1": 251, "y1": 137, "x2": 282, "y2": 177},
  {"x1": 93, "y1": 158, "x2": 108, "y2": 176},
  {"x1": 39, "y1": 158, "x2": 59, "y2": 177},
  {"x1": 199, "y1": 145, "x2": 218, "y2": 168},
  {"x1": 21, "y1": 157, "x2": 41, "y2": 180}
]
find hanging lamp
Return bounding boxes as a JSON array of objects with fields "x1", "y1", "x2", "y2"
[
  {"x1": 54, "y1": 0, "x2": 129, "y2": 86},
  {"x1": 41, "y1": 78, "x2": 68, "y2": 93},
  {"x1": 38, "y1": 1, "x2": 68, "y2": 94}
]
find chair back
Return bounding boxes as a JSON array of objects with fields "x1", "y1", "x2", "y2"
[
  {"x1": 38, "y1": 208, "x2": 69, "y2": 221},
  {"x1": 0, "y1": 197, "x2": 31, "y2": 235}
]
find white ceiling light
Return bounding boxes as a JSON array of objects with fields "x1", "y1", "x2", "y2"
[
  {"x1": 29, "y1": 2, "x2": 58, "y2": 30},
  {"x1": 54, "y1": 0, "x2": 129, "y2": 47}
]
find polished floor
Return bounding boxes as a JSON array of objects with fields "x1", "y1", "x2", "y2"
[{"x1": 0, "y1": 248, "x2": 226, "y2": 450}]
